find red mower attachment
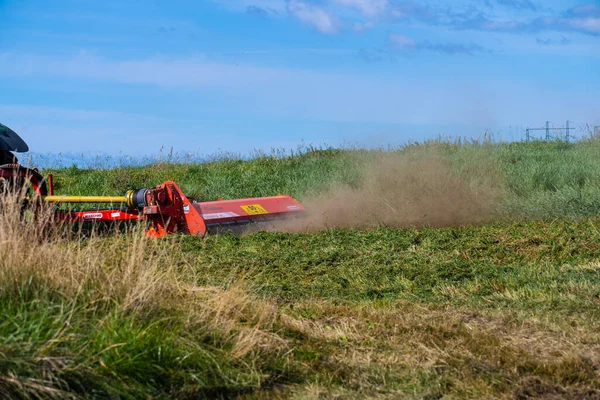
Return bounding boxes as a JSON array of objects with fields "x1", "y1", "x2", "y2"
[{"x1": 41, "y1": 178, "x2": 304, "y2": 238}]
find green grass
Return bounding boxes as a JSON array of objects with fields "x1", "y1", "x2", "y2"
[
  {"x1": 46, "y1": 138, "x2": 600, "y2": 219},
  {"x1": 179, "y1": 220, "x2": 600, "y2": 310},
  {"x1": 46, "y1": 147, "x2": 362, "y2": 202},
  {"x1": 3, "y1": 139, "x2": 600, "y2": 398}
]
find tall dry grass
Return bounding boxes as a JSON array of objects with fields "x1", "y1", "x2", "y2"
[
  {"x1": 0, "y1": 190, "x2": 174, "y2": 313},
  {"x1": 0, "y1": 190, "x2": 288, "y2": 398}
]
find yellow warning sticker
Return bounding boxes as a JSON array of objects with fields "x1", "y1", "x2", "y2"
[{"x1": 241, "y1": 204, "x2": 269, "y2": 215}]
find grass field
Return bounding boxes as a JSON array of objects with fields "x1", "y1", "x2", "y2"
[{"x1": 3, "y1": 139, "x2": 600, "y2": 399}]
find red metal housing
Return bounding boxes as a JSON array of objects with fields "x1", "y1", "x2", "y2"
[{"x1": 56, "y1": 182, "x2": 304, "y2": 237}]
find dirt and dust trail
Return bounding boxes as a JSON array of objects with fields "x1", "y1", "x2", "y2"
[{"x1": 272, "y1": 152, "x2": 503, "y2": 232}]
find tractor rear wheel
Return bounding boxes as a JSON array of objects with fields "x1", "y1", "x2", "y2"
[{"x1": 0, "y1": 164, "x2": 49, "y2": 197}]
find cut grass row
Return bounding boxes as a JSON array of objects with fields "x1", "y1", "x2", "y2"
[{"x1": 178, "y1": 219, "x2": 600, "y2": 316}]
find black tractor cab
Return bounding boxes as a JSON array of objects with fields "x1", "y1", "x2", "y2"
[{"x1": 0, "y1": 123, "x2": 28, "y2": 165}]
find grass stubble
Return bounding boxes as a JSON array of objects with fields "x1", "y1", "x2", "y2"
[{"x1": 2, "y1": 139, "x2": 600, "y2": 398}]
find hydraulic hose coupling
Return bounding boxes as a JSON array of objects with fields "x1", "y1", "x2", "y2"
[{"x1": 126, "y1": 189, "x2": 148, "y2": 210}]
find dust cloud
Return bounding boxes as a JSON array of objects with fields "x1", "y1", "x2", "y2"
[{"x1": 274, "y1": 153, "x2": 503, "y2": 232}]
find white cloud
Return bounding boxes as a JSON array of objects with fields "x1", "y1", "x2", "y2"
[
  {"x1": 329, "y1": 0, "x2": 388, "y2": 17},
  {"x1": 567, "y1": 17, "x2": 600, "y2": 34},
  {"x1": 0, "y1": 52, "x2": 292, "y2": 88},
  {"x1": 2, "y1": 52, "x2": 598, "y2": 135},
  {"x1": 287, "y1": 0, "x2": 340, "y2": 34},
  {"x1": 0, "y1": 52, "x2": 473, "y2": 125},
  {"x1": 388, "y1": 33, "x2": 417, "y2": 48},
  {"x1": 353, "y1": 21, "x2": 374, "y2": 31},
  {"x1": 211, "y1": 0, "x2": 286, "y2": 14}
]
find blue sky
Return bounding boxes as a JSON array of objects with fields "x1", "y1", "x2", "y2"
[{"x1": 1, "y1": 0, "x2": 599, "y2": 156}]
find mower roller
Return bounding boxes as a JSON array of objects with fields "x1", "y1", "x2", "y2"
[{"x1": 0, "y1": 124, "x2": 304, "y2": 237}]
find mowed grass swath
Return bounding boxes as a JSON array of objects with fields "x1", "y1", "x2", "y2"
[{"x1": 3, "y1": 138, "x2": 600, "y2": 398}]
